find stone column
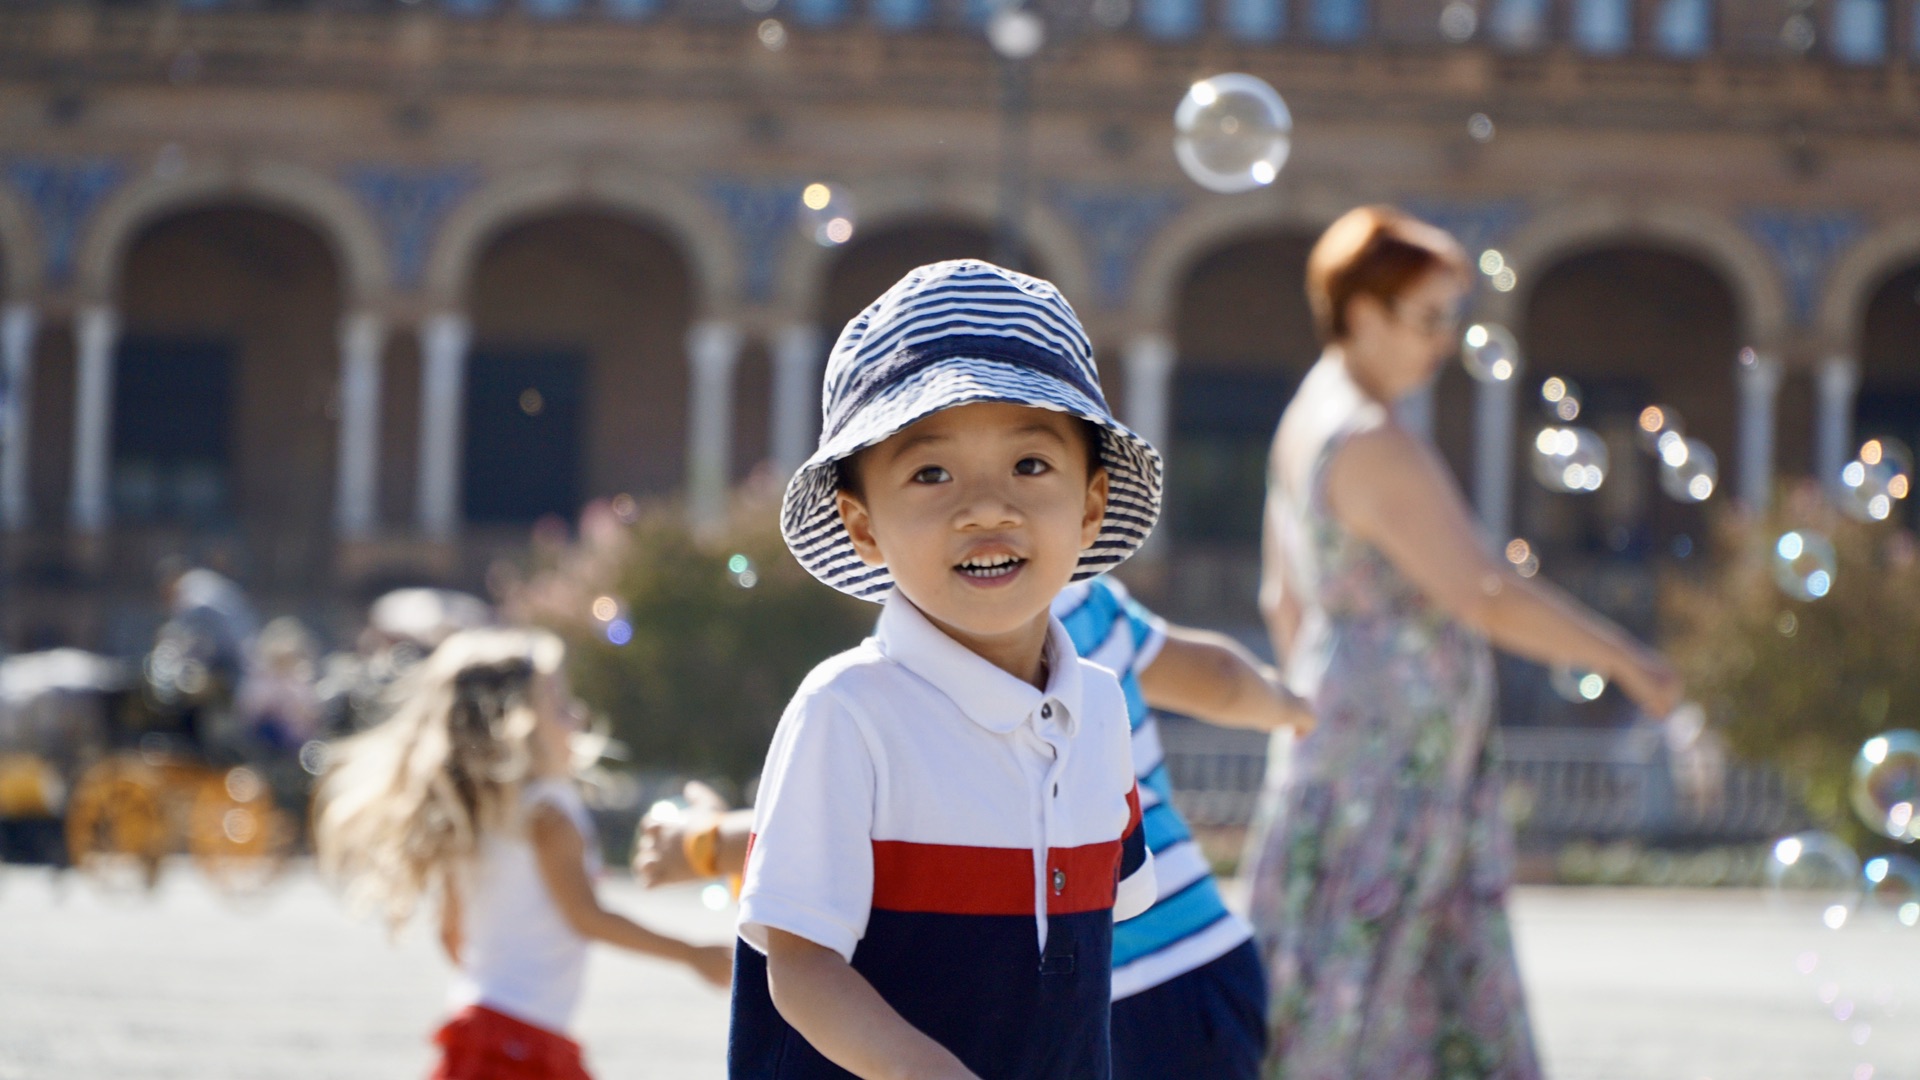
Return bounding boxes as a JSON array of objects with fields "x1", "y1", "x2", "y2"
[
  {"x1": 1473, "y1": 367, "x2": 1519, "y2": 544},
  {"x1": 416, "y1": 311, "x2": 471, "y2": 540},
  {"x1": 1814, "y1": 354, "x2": 1860, "y2": 494},
  {"x1": 70, "y1": 305, "x2": 119, "y2": 533},
  {"x1": 1, "y1": 303, "x2": 37, "y2": 530},
  {"x1": 1735, "y1": 347, "x2": 1784, "y2": 513},
  {"x1": 770, "y1": 323, "x2": 824, "y2": 479},
  {"x1": 1122, "y1": 332, "x2": 1175, "y2": 460},
  {"x1": 686, "y1": 320, "x2": 744, "y2": 531},
  {"x1": 334, "y1": 310, "x2": 386, "y2": 538}
]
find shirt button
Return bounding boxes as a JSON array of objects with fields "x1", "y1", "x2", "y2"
[
  {"x1": 1041, "y1": 703, "x2": 1053, "y2": 719},
  {"x1": 1052, "y1": 868, "x2": 1066, "y2": 894}
]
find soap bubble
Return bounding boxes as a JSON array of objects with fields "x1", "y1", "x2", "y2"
[
  {"x1": 1864, "y1": 855, "x2": 1920, "y2": 926},
  {"x1": 798, "y1": 183, "x2": 857, "y2": 247},
  {"x1": 1504, "y1": 537, "x2": 1539, "y2": 578},
  {"x1": 1439, "y1": 0, "x2": 1477, "y2": 41},
  {"x1": 702, "y1": 882, "x2": 734, "y2": 911},
  {"x1": 987, "y1": 7, "x2": 1045, "y2": 58},
  {"x1": 1467, "y1": 112, "x2": 1495, "y2": 142},
  {"x1": 1173, "y1": 74, "x2": 1291, "y2": 194},
  {"x1": 1772, "y1": 530, "x2": 1837, "y2": 601},
  {"x1": 1852, "y1": 731, "x2": 1920, "y2": 842},
  {"x1": 1839, "y1": 438, "x2": 1914, "y2": 524},
  {"x1": 1658, "y1": 436, "x2": 1718, "y2": 503},
  {"x1": 1539, "y1": 376, "x2": 1582, "y2": 422},
  {"x1": 1549, "y1": 665, "x2": 1607, "y2": 703},
  {"x1": 1768, "y1": 831, "x2": 1863, "y2": 929},
  {"x1": 1532, "y1": 426, "x2": 1608, "y2": 493},
  {"x1": 1461, "y1": 323, "x2": 1520, "y2": 383},
  {"x1": 1636, "y1": 404, "x2": 1682, "y2": 453}
]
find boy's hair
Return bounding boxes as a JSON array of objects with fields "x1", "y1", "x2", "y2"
[
  {"x1": 835, "y1": 415, "x2": 1106, "y2": 499},
  {"x1": 312, "y1": 627, "x2": 565, "y2": 929},
  {"x1": 1306, "y1": 205, "x2": 1469, "y2": 343}
]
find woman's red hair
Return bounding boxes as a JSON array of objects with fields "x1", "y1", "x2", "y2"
[{"x1": 1306, "y1": 206, "x2": 1469, "y2": 343}]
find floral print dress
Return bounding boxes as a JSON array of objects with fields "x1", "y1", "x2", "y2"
[{"x1": 1246, "y1": 356, "x2": 1542, "y2": 1080}]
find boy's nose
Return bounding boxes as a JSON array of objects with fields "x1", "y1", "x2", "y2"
[{"x1": 953, "y1": 482, "x2": 1024, "y2": 529}]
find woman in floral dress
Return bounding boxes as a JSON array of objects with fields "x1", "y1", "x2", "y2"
[{"x1": 1247, "y1": 207, "x2": 1683, "y2": 1080}]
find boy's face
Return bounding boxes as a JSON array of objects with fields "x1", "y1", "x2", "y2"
[{"x1": 836, "y1": 401, "x2": 1109, "y2": 645}]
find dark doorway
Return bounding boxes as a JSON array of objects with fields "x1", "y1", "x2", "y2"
[
  {"x1": 462, "y1": 348, "x2": 584, "y2": 524},
  {"x1": 112, "y1": 336, "x2": 234, "y2": 525}
]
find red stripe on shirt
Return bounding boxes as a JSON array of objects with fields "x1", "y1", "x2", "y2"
[{"x1": 870, "y1": 839, "x2": 1122, "y2": 917}]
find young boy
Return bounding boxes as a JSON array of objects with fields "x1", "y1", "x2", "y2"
[{"x1": 729, "y1": 260, "x2": 1165, "y2": 1079}]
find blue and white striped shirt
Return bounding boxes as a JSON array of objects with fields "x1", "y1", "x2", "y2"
[{"x1": 1053, "y1": 577, "x2": 1253, "y2": 1001}]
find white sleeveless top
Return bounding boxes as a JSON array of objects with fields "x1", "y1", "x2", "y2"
[{"x1": 447, "y1": 778, "x2": 600, "y2": 1034}]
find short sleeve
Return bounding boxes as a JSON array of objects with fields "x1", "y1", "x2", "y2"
[
  {"x1": 1093, "y1": 576, "x2": 1169, "y2": 674},
  {"x1": 736, "y1": 688, "x2": 876, "y2": 963}
]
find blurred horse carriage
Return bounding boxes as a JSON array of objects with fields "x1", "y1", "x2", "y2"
[{"x1": 0, "y1": 584, "x2": 494, "y2": 898}]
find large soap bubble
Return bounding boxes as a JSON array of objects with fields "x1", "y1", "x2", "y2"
[
  {"x1": 1173, "y1": 74, "x2": 1291, "y2": 194},
  {"x1": 1532, "y1": 426, "x2": 1608, "y2": 494},
  {"x1": 1839, "y1": 437, "x2": 1914, "y2": 524},
  {"x1": 1853, "y1": 730, "x2": 1920, "y2": 842},
  {"x1": 1771, "y1": 530, "x2": 1836, "y2": 602},
  {"x1": 1658, "y1": 435, "x2": 1717, "y2": 503},
  {"x1": 1461, "y1": 323, "x2": 1520, "y2": 384},
  {"x1": 1767, "y1": 831, "x2": 1863, "y2": 929},
  {"x1": 1863, "y1": 854, "x2": 1920, "y2": 927}
]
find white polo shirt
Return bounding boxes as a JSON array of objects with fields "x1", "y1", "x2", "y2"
[{"x1": 729, "y1": 592, "x2": 1153, "y2": 1079}]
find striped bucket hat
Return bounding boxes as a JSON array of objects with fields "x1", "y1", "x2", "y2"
[{"x1": 781, "y1": 259, "x2": 1164, "y2": 602}]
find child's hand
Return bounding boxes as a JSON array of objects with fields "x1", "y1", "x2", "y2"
[
  {"x1": 1270, "y1": 673, "x2": 1316, "y2": 736},
  {"x1": 688, "y1": 942, "x2": 735, "y2": 989},
  {"x1": 632, "y1": 781, "x2": 731, "y2": 887}
]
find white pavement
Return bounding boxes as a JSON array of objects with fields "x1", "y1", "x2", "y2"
[{"x1": 1, "y1": 866, "x2": 1917, "y2": 1079}]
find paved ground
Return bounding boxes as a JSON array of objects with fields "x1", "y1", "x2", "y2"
[{"x1": 2, "y1": 864, "x2": 1917, "y2": 1079}]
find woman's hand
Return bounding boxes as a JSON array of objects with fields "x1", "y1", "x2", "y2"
[{"x1": 1612, "y1": 648, "x2": 1684, "y2": 720}]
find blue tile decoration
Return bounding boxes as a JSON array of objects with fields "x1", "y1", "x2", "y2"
[
  {"x1": 707, "y1": 177, "x2": 806, "y2": 304},
  {"x1": 1140, "y1": 0, "x2": 1203, "y2": 40},
  {"x1": 1400, "y1": 197, "x2": 1529, "y2": 267},
  {"x1": 342, "y1": 164, "x2": 481, "y2": 290},
  {"x1": 1310, "y1": 0, "x2": 1366, "y2": 43},
  {"x1": 1489, "y1": 0, "x2": 1550, "y2": 48},
  {"x1": 1573, "y1": 0, "x2": 1632, "y2": 54},
  {"x1": 1224, "y1": 0, "x2": 1285, "y2": 42},
  {"x1": 1653, "y1": 0, "x2": 1711, "y2": 57},
  {"x1": 1743, "y1": 209, "x2": 1866, "y2": 328},
  {"x1": 1832, "y1": 0, "x2": 1888, "y2": 63},
  {"x1": 872, "y1": 0, "x2": 931, "y2": 31},
  {"x1": 7, "y1": 158, "x2": 126, "y2": 287},
  {"x1": 1050, "y1": 185, "x2": 1185, "y2": 310}
]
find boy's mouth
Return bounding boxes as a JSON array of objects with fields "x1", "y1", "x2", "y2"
[{"x1": 955, "y1": 553, "x2": 1027, "y2": 581}]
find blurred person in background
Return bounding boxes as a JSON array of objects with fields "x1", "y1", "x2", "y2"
[
  {"x1": 1247, "y1": 206, "x2": 1683, "y2": 1079},
  {"x1": 314, "y1": 627, "x2": 731, "y2": 1080},
  {"x1": 638, "y1": 576, "x2": 1314, "y2": 1080},
  {"x1": 235, "y1": 616, "x2": 322, "y2": 753}
]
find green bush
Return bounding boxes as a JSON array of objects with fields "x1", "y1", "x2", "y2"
[
  {"x1": 1664, "y1": 483, "x2": 1920, "y2": 847},
  {"x1": 503, "y1": 486, "x2": 876, "y2": 787}
]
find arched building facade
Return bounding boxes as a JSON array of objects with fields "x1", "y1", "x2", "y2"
[{"x1": 1, "y1": 0, "x2": 1916, "y2": 648}]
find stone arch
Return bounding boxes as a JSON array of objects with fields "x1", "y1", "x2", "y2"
[
  {"x1": 74, "y1": 158, "x2": 386, "y2": 306},
  {"x1": 1130, "y1": 187, "x2": 1354, "y2": 331},
  {"x1": 425, "y1": 164, "x2": 734, "y2": 315},
  {"x1": 1818, "y1": 215, "x2": 1920, "y2": 352},
  {"x1": 1485, "y1": 200, "x2": 1790, "y2": 349},
  {"x1": 0, "y1": 184, "x2": 43, "y2": 300},
  {"x1": 773, "y1": 176, "x2": 1093, "y2": 322}
]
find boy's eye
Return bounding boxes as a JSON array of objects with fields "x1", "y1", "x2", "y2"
[
  {"x1": 1014, "y1": 457, "x2": 1051, "y2": 476},
  {"x1": 911, "y1": 466, "x2": 950, "y2": 484}
]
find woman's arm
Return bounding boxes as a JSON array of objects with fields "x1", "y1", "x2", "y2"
[
  {"x1": 529, "y1": 804, "x2": 734, "y2": 988},
  {"x1": 1324, "y1": 424, "x2": 1681, "y2": 716},
  {"x1": 438, "y1": 876, "x2": 463, "y2": 964},
  {"x1": 1258, "y1": 487, "x2": 1304, "y2": 665},
  {"x1": 764, "y1": 928, "x2": 982, "y2": 1080},
  {"x1": 1137, "y1": 628, "x2": 1313, "y2": 734}
]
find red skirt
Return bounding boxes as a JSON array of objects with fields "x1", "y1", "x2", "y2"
[{"x1": 431, "y1": 1004, "x2": 592, "y2": 1080}]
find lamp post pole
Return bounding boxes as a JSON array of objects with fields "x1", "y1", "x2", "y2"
[{"x1": 988, "y1": 6, "x2": 1043, "y2": 272}]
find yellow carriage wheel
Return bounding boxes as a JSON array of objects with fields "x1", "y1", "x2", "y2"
[
  {"x1": 66, "y1": 758, "x2": 168, "y2": 892},
  {"x1": 188, "y1": 766, "x2": 292, "y2": 897}
]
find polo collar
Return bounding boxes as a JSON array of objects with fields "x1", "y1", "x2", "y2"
[{"x1": 875, "y1": 593, "x2": 1084, "y2": 736}]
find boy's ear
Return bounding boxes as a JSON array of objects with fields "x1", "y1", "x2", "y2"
[
  {"x1": 835, "y1": 490, "x2": 887, "y2": 567},
  {"x1": 1079, "y1": 467, "x2": 1110, "y2": 551}
]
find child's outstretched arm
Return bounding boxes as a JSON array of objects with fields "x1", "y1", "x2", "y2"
[
  {"x1": 528, "y1": 804, "x2": 735, "y2": 988},
  {"x1": 1138, "y1": 624, "x2": 1315, "y2": 735},
  {"x1": 764, "y1": 929, "x2": 982, "y2": 1080}
]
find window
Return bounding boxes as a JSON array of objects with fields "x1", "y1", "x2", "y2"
[
  {"x1": 872, "y1": 0, "x2": 931, "y2": 30},
  {"x1": 1573, "y1": 0, "x2": 1632, "y2": 54},
  {"x1": 1224, "y1": 0, "x2": 1285, "y2": 41},
  {"x1": 463, "y1": 349, "x2": 584, "y2": 525},
  {"x1": 1653, "y1": 0, "x2": 1711, "y2": 56},
  {"x1": 112, "y1": 338, "x2": 233, "y2": 526},
  {"x1": 603, "y1": 0, "x2": 658, "y2": 18},
  {"x1": 1833, "y1": 0, "x2": 1888, "y2": 62},
  {"x1": 792, "y1": 0, "x2": 850, "y2": 25},
  {"x1": 1140, "y1": 0, "x2": 1203, "y2": 40},
  {"x1": 1310, "y1": 0, "x2": 1366, "y2": 43},
  {"x1": 1166, "y1": 369, "x2": 1296, "y2": 545},
  {"x1": 1489, "y1": 0, "x2": 1550, "y2": 48}
]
